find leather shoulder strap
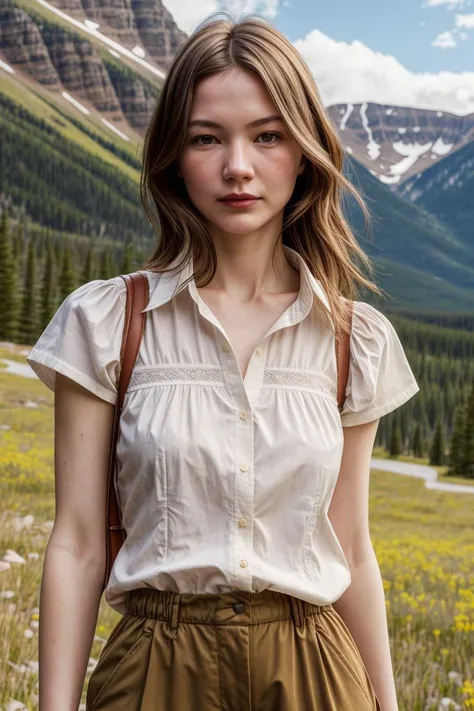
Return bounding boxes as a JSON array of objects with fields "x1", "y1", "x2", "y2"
[
  {"x1": 117, "y1": 272, "x2": 149, "y2": 408},
  {"x1": 103, "y1": 272, "x2": 149, "y2": 592},
  {"x1": 336, "y1": 299, "x2": 354, "y2": 413}
]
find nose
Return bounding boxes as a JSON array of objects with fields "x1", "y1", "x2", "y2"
[{"x1": 222, "y1": 140, "x2": 255, "y2": 181}]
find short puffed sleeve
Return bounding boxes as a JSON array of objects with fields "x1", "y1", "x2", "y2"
[
  {"x1": 339, "y1": 301, "x2": 419, "y2": 427},
  {"x1": 25, "y1": 277, "x2": 126, "y2": 405}
]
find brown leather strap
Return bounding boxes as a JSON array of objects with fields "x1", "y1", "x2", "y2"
[
  {"x1": 336, "y1": 299, "x2": 354, "y2": 413},
  {"x1": 103, "y1": 272, "x2": 149, "y2": 592}
]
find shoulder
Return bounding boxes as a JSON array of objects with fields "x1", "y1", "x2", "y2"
[
  {"x1": 349, "y1": 301, "x2": 398, "y2": 346},
  {"x1": 351, "y1": 301, "x2": 394, "y2": 328},
  {"x1": 48, "y1": 276, "x2": 128, "y2": 344},
  {"x1": 63, "y1": 275, "x2": 127, "y2": 310},
  {"x1": 57, "y1": 276, "x2": 128, "y2": 329}
]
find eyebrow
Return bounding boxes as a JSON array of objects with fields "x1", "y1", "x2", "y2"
[{"x1": 187, "y1": 114, "x2": 284, "y2": 130}]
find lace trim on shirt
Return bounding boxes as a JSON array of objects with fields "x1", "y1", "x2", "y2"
[
  {"x1": 128, "y1": 365, "x2": 225, "y2": 391},
  {"x1": 128, "y1": 365, "x2": 335, "y2": 397},
  {"x1": 263, "y1": 368, "x2": 336, "y2": 398}
]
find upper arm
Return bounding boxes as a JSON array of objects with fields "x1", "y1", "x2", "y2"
[
  {"x1": 49, "y1": 373, "x2": 115, "y2": 565},
  {"x1": 24, "y1": 278, "x2": 126, "y2": 563},
  {"x1": 327, "y1": 418, "x2": 380, "y2": 566}
]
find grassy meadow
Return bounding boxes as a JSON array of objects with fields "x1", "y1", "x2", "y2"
[{"x1": 0, "y1": 344, "x2": 473, "y2": 710}]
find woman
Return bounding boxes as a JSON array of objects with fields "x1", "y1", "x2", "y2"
[{"x1": 26, "y1": 12, "x2": 419, "y2": 711}]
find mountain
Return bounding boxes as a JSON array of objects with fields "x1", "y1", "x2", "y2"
[
  {"x1": 0, "y1": 0, "x2": 169, "y2": 137},
  {"x1": 1, "y1": 0, "x2": 473, "y2": 311},
  {"x1": 31, "y1": 0, "x2": 186, "y2": 71},
  {"x1": 342, "y1": 155, "x2": 474, "y2": 310},
  {"x1": 396, "y1": 139, "x2": 474, "y2": 247},
  {"x1": 327, "y1": 102, "x2": 474, "y2": 188}
]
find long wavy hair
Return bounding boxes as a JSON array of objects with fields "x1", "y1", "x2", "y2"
[{"x1": 140, "y1": 11, "x2": 384, "y2": 338}]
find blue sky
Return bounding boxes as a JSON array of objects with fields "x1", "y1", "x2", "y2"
[
  {"x1": 163, "y1": 0, "x2": 474, "y2": 115},
  {"x1": 279, "y1": 0, "x2": 473, "y2": 74}
]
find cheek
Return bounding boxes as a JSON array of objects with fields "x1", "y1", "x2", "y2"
[
  {"x1": 261, "y1": 150, "x2": 300, "y2": 181},
  {"x1": 181, "y1": 154, "x2": 214, "y2": 188}
]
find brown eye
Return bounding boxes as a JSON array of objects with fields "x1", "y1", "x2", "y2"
[
  {"x1": 257, "y1": 132, "x2": 281, "y2": 144},
  {"x1": 191, "y1": 135, "x2": 215, "y2": 145}
]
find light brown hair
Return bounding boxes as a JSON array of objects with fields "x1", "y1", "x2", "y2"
[{"x1": 140, "y1": 11, "x2": 384, "y2": 339}]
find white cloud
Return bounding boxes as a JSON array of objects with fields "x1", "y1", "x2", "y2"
[
  {"x1": 294, "y1": 29, "x2": 474, "y2": 115},
  {"x1": 162, "y1": 1, "x2": 219, "y2": 34},
  {"x1": 162, "y1": 0, "x2": 282, "y2": 34},
  {"x1": 432, "y1": 29, "x2": 457, "y2": 46},
  {"x1": 161, "y1": 2, "x2": 474, "y2": 116},
  {"x1": 428, "y1": 11, "x2": 474, "y2": 49},
  {"x1": 456, "y1": 11, "x2": 474, "y2": 25},
  {"x1": 423, "y1": 0, "x2": 470, "y2": 8},
  {"x1": 222, "y1": 0, "x2": 281, "y2": 16}
]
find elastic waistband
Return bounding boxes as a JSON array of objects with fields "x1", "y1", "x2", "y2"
[{"x1": 126, "y1": 588, "x2": 333, "y2": 628}]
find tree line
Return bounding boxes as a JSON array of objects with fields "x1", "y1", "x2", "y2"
[{"x1": 0, "y1": 211, "x2": 144, "y2": 344}]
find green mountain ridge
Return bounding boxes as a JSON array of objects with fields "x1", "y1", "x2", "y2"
[
  {"x1": 397, "y1": 139, "x2": 474, "y2": 246},
  {"x1": 343, "y1": 157, "x2": 474, "y2": 308}
]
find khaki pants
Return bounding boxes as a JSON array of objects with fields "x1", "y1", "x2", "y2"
[{"x1": 86, "y1": 588, "x2": 382, "y2": 711}]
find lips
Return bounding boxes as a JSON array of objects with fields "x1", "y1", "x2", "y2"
[{"x1": 219, "y1": 194, "x2": 260, "y2": 201}]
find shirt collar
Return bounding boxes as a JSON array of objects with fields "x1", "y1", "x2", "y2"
[{"x1": 141, "y1": 245, "x2": 331, "y2": 316}]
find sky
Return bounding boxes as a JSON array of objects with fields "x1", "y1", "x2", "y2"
[{"x1": 162, "y1": 0, "x2": 474, "y2": 116}]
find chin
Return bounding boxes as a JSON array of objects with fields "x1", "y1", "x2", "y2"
[{"x1": 212, "y1": 219, "x2": 270, "y2": 236}]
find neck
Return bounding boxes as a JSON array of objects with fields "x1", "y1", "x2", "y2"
[{"x1": 195, "y1": 237, "x2": 299, "y2": 303}]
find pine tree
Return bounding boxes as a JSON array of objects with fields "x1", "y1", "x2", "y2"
[
  {"x1": 0, "y1": 211, "x2": 20, "y2": 342},
  {"x1": 82, "y1": 246, "x2": 94, "y2": 284},
  {"x1": 99, "y1": 247, "x2": 113, "y2": 280},
  {"x1": 13, "y1": 222, "x2": 24, "y2": 265},
  {"x1": 54, "y1": 238, "x2": 62, "y2": 266},
  {"x1": 20, "y1": 238, "x2": 38, "y2": 345},
  {"x1": 121, "y1": 241, "x2": 133, "y2": 274},
  {"x1": 429, "y1": 417, "x2": 445, "y2": 466},
  {"x1": 59, "y1": 244, "x2": 76, "y2": 304},
  {"x1": 448, "y1": 404, "x2": 466, "y2": 476},
  {"x1": 41, "y1": 241, "x2": 56, "y2": 329},
  {"x1": 388, "y1": 417, "x2": 402, "y2": 458},
  {"x1": 411, "y1": 424, "x2": 423, "y2": 458},
  {"x1": 461, "y1": 380, "x2": 474, "y2": 478}
]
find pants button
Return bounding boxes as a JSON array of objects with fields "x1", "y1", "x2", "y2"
[{"x1": 232, "y1": 602, "x2": 245, "y2": 614}]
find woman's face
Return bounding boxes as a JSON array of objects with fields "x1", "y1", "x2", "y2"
[{"x1": 178, "y1": 66, "x2": 305, "y2": 240}]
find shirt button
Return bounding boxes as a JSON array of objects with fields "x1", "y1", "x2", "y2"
[
  {"x1": 222, "y1": 343, "x2": 231, "y2": 353},
  {"x1": 238, "y1": 517, "x2": 247, "y2": 527},
  {"x1": 240, "y1": 559, "x2": 248, "y2": 568},
  {"x1": 255, "y1": 347, "x2": 263, "y2": 356},
  {"x1": 240, "y1": 463, "x2": 249, "y2": 472},
  {"x1": 239, "y1": 411, "x2": 248, "y2": 420}
]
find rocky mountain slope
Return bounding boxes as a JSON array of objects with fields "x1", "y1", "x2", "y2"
[
  {"x1": 327, "y1": 103, "x2": 474, "y2": 187},
  {"x1": 44, "y1": 0, "x2": 187, "y2": 70},
  {"x1": 0, "y1": 1, "x2": 166, "y2": 135}
]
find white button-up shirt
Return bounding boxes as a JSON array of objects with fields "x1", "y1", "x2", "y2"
[{"x1": 26, "y1": 246, "x2": 419, "y2": 615}]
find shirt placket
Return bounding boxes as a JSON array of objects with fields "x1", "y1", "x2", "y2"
[
  {"x1": 218, "y1": 341, "x2": 257, "y2": 587},
  {"x1": 232, "y1": 403, "x2": 254, "y2": 588}
]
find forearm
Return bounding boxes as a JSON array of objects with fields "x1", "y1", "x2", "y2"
[
  {"x1": 39, "y1": 542, "x2": 105, "y2": 711},
  {"x1": 332, "y1": 546, "x2": 398, "y2": 711}
]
